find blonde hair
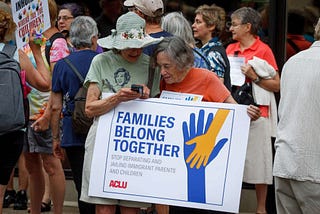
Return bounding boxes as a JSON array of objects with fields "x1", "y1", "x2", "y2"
[
  {"x1": 48, "y1": 0, "x2": 58, "y2": 27},
  {"x1": 0, "y1": 8, "x2": 16, "y2": 42},
  {"x1": 195, "y1": 4, "x2": 226, "y2": 37}
]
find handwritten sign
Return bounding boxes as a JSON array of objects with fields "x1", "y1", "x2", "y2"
[
  {"x1": 89, "y1": 97, "x2": 250, "y2": 213},
  {"x1": 11, "y1": 0, "x2": 50, "y2": 49}
]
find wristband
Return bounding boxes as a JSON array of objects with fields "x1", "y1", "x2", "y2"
[
  {"x1": 52, "y1": 135, "x2": 60, "y2": 141},
  {"x1": 253, "y1": 76, "x2": 261, "y2": 83}
]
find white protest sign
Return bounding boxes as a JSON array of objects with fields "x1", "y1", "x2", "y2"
[
  {"x1": 11, "y1": 0, "x2": 50, "y2": 49},
  {"x1": 89, "y1": 97, "x2": 250, "y2": 213}
]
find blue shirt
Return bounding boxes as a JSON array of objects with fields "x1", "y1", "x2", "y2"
[
  {"x1": 52, "y1": 49, "x2": 98, "y2": 147},
  {"x1": 193, "y1": 47, "x2": 211, "y2": 70},
  {"x1": 201, "y1": 37, "x2": 226, "y2": 78},
  {"x1": 143, "y1": 30, "x2": 172, "y2": 56}
]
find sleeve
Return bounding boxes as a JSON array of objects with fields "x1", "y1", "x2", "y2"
[
  {"x1": 50, "y1": 38, "x2": 70, "y2": 63},
  {"x1": 84, "y1": 55, "x2": 103, "y2": 91},
  {"x1": 263, "y1": 47, "x2": 278, "y2": 71},
  {"x1": 51, "y1": 61, "x2": 63, "y2": 93}
]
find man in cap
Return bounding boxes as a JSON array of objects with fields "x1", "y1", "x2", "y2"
[{"x1": 124, "y1": 0, "x2": 171, "y2": 55}]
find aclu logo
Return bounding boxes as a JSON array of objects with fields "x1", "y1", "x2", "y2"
[{"x1": 109, "y1": 180, "x2": 128, "y2": 189}]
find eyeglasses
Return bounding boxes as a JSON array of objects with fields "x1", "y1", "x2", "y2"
[
  {"x1": 229, "y1": 22, "x2": 248, "y2": 28},
  {"x1": 57, "y1": 16, "x2": 74, "y2": 21}
]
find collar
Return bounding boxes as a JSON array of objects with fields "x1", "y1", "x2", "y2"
[
  {"x1": 201, "y1": 37, "x2": 221, "y2": 53},
  {"x1": 233, "y1": 36, "x2": 261, "y2": 54}
]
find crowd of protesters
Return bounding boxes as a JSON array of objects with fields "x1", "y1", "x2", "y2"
[{"x1": 1, "y1": 0, "x2": 320, "y2": 214}]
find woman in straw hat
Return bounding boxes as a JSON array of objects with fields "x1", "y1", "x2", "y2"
[{"x1": 80, "y1": 11, "x2": 161, "y2": 214}]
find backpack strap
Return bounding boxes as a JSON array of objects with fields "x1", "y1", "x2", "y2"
[
  {"x1": 63, "y1": 58, "x2": 84, "y2": 84},
  {"x1": 2, "y1": 44, "x2": 17, "y2": 58},
  {"x1": 45, "y1": 32, "x2": 65, "y2": 64}
]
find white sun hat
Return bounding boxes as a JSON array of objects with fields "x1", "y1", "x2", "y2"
[{"x1": 97, "y1": 12, "x2": 162, "y2": 50}]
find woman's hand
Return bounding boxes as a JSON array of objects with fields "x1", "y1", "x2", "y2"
[
  {"x1": 117, "y1": 85, "x2": 150, "y2": 101},
  {"x1": 53, "y1": 139, "x2": 65, "y2": 160},
  {"x1": 85, "y1": 83, "x2": 150, "y2": 118},
  {"x1": 247, "y1": 104, "x2": 261, "y2": 121},
  {"x1": 241, "y1": 64, "x2": 280, "y2": 92},
  {"x1": 30, "y1": 116, "x2": 50, "y2": 132},
  {"x1": 241, "y1": 64, "x2": 258, "y2": 81},
  {"x1": 116, "y1": 88, "x2": 142, "y2": 102}
]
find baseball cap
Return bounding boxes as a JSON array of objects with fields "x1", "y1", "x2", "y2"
[
  {"x1": 123, "y1": 0, "x2": 134, "y2": 7},
  {"x1": 133, "y1": 0, "x2": 164, "y2": 17}
]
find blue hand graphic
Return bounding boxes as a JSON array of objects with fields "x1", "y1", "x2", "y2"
[{"x1": 182, "y1": 109, "x2": 229, "y2": 203}]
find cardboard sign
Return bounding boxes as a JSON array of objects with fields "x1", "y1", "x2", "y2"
[
  {"x1": 11, "y1": 0, "x2": 50, "y2": 49},
  {"x1": 89, "y1": 97, "x2": 250, "y2": 213}
]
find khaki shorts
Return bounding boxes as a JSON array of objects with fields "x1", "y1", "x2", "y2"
[{"x1": 27, "y1": 121, "x2": 53, "y2": 154}]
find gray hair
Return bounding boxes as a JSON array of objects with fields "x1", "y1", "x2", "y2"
[
  {"x1": 161, "y1": 12, "x2": 196, "y2": 46},
  {"x1": 231, "y1": 7, "x2": 261, "y2": 35},
  {"x1": 70, "y1": 16, "x2": 98, "y2": 49},
  {"x1": 314, "y1": 18, "x2": 320, "y2": 40},
  {"x1": 152, "y1": 36, "x2": 194, "y2": 71}
]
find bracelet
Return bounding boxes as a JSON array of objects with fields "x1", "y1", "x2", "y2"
[
  {"x1": 52, "y1": 135, "x2": 60, "y2": 140},
  {"x1": 253, "y1": 76, "x2": 261, "y2": 84}
]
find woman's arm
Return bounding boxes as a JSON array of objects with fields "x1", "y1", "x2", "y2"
[
  {"x1": 241, "y1": 64, "x2": 280, "y2": 92},
  {"x1": 85, "y1": 83, "x2": 149, "y2": 118},
  {"x1": 50, "y1": 91, "x2": 64, "y2": 159},
  {"x1": 19, "y1": 49, "x2": 51, "y2": 91}
]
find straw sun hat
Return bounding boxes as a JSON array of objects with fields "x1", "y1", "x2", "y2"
[{"x1": 97, "y1": 12, "x2": 162, "y2": 50}]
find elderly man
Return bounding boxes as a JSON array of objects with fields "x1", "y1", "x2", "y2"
[{"x1": 273, "y1": 17, "x2": 320, "y2": 213}]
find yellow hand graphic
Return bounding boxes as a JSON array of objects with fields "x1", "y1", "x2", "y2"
[{"x1": 185, "y1": 109, "x2": 230, "y2": 169}]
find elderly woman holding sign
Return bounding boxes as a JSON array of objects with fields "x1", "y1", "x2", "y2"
[
  {"x1": 151, "y1": 36, "x2": 260, "y2": 213},
  {"x1": 80, "y1": 12, "x2": 161, "y2": 214}
]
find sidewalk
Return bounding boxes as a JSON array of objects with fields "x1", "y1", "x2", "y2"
[
  {"x1": 3, "y1": 179, "x2": 257, "y2": 214},
  {"x1": 3, "y1": 205, "x2": 79, "y2": 214},
  {"x1": 3, "y1": 178, "x2": 79, "y2": 214}
]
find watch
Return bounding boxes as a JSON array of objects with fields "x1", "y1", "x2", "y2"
[{"x1": 253, "y1": 76, "x2": 261, "y2": 83}]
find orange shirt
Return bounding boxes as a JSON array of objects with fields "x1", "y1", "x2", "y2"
[
  {"x1": 226, "y1": 37, "x2": 278, "y2": 70},
  {"x1": 160, "y1": 67, "x2": 230, "y2": 103}
]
